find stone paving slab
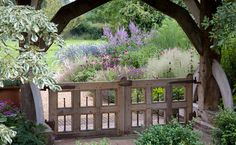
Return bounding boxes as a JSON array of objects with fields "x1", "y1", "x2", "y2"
[
  {"x1": 54, "y1": 130, "x2": 212, "y2": 145},
  {"x1": 55, "y1": 134, "x2": 137, "y2": 145}
]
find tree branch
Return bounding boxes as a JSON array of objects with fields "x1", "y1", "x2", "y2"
[
  {"x1": 51, "y1": 0, "x2": 111, "y2": 34},
  {"x1": 142, "y1": 0, "x2": 203, "y2": 54}
]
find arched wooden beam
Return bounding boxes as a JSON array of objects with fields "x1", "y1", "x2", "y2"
[
  {"x1": 183, "y1": 0, "x2": 200, "y2": 24},
  {"x1": 141, "y1": 0, "x2": 203, "y2": 55},
  {"x1": 51, "y1": 0, "x2": 111, "y2": 35}
]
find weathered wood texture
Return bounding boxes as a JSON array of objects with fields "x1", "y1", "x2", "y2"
[{"x1": 49, "y1": 76, "x2": 193, "y2": 138}]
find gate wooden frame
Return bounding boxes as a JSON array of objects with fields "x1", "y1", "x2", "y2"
[{"x1": 48, "y1": 75, "x2": 193, "y2": 138}]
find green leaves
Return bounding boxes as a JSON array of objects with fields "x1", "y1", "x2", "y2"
[
  {"x1": 0, "y1": 2, "x2": 64, "y2": 91},
  {"x1": 0, "y1": 124, "x2": 17, "y2": 145},
  {"x1": 3, "y1": 113, "x2": 47, "y2": 145},
  {"x1": 135, "y1": 120, "x2": 203, "y2": 145},
  {"x1": 212, "y1": 109, "x2": 236, "y2": 144},
  {"x1": 204, "y1": 2, "x2": 236, "y2": 49},
  {"x1": 31, "y1": 34, "x2": 38, "y2": 42}
]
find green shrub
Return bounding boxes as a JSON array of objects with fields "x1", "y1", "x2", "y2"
[
  {"x1": 120, "y1": 50, "x2": 149, "y2": 68},
  {"x1": 0, "y1": 122, "x2": 16, "y2": 145},
  {"x1": 152, "y1": 87, "x2": 165, "y2": 102},
  {"x1": 212, "y1": 109, "x2": 236, "y2": 145},
  {"x1": 69, "y1": 67, "x2": 97, "y2": 82},
  {"x1": 70, "y1": 21, "x2": 103, "y2": 39},
  {"x1": 3, "y1": 114, "x2": 47, "y2": 145},
  {"x1": 60, "y1": 55, "x2": 102, "y2": 82},
  {"x1": 221, "y1": 41, "x2": 236, "y2": 86},
  {"x1": 146, "y1": 18, "x2": 192, "y2": 51},
  {"x1": 135, "y1": 120, "x2": 203, "y2": 145},
  {"x1": 0, "y1": 102, "x2": 47, "y2": 145}
]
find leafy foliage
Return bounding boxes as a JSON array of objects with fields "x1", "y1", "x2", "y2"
[
  {"x1": 2, "y1": 114, "x2": 47, "y2": 145},
  {"x1": 0, "y1": 98, "x2": 46, "y2": 145},
  {"x1": 69, "y1": 67, "x2": 97, "y2": 82},
  {"x1": 204, "y1": 2, "x2": 236, "y2": 49},
  {"x1": 152, "y1": 87, "x2": 165, "y2": 102},
  {"x1": 119, "y1": 0, "x2": 165, "y2": 30},
  {"x1": 0, "y1": 124, "x2": 16, "y2": 145},
  {"x1": 221, "y1": 45, "x2": 236, "y2": 85},
  {"x1": 0, "y1": 1, "x2": 63, "y2": 90},
  {"x1": 212, "y1": 109, "x2": 236, "y2": 145},
  {"x1": 135, "y1": 120, "x2": 203, "y2": 145},
  {"x1": 146, "y1": 18, "x2": 192, "y2": 50},
  {"x1": 77, "y1": 0, "x2": 164, "y2": 32},
  {"x1": 206, "y1": 2, "x2": 236, "y2": 86},
  {"x1": 70, "y1": 21, "x2": 103, "y2": 39}
]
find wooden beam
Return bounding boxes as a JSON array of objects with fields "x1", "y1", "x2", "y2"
[
  {"x1": 183, "y1": 0, "x2": 200, "y2": 24},
  {"x1": 142, "y1": 0, "x2": 203, "y2": 54},
  {"x1": 16, "y1": 0, "x2": 31, "y2": 5},
  {"x1": 30, "y1": 0, "x2": 43, "y2": 10},
  {"x1": 51, "y1": 0, "x2": 111, "y2": 34}
]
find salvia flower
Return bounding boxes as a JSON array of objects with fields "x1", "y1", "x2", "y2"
[{"x1": 115, "y1": 27, "x2": 129, "y2": 45}]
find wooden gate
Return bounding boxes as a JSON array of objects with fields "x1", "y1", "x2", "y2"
[{"x1": 48, "y1": 75, "x2": 193, "y2": 138}]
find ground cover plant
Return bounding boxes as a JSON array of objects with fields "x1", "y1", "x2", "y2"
[
  {"x1": 135, "y1": 120, "x2": 203, "y2": 145},
  {"x1": 0, "y1": 99, "x2": 47, "y2": 145},
  {"x1": 212, "y1": 109, "x2": 236, "y2": 145}
]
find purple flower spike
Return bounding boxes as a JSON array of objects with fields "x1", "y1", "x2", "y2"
[
  {"x1": 129, "y1": 22, "x2": 139, "y2": 35},
  {"x1": 115, "y1": 27, "x2": 129, "y2": 45},
  {"x1": 103, "y1": 26, "x2": 113, "y2": 39}
]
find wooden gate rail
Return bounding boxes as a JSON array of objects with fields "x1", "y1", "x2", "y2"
[{"x1": 48, "y1": 75, "x2": 193, "y2": 138}]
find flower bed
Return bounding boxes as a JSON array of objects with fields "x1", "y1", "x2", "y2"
[{"x1": 0, "y1": 99, "x2": 47, "y2": 145}]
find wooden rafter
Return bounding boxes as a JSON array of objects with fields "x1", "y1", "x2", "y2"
[
  {"x1": 51, "y1": 0, "x2": 111, "y2": 34},
  {"x1": 142, "y1": 0, "x2": 203, "y2": 54},
  {"x1": 183, "y1": 0, "x2": 200, "y2": 24}
]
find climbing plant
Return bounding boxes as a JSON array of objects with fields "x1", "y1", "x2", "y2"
[{"x1": 0, "y1": 0, "x2": 63, "y2": 90}]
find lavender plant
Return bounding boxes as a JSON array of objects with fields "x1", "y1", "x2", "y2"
[
  {"x1": 102, "y1": 22, "x2": 150, "y2": 69},
  {"x1": 55, "y1": 44, "x2": 105, "y2": 66}
]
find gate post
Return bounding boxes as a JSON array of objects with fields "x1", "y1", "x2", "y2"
[
  {"x1": 145, "y1": 86, "x2": 152, "y2": 126},
  {"x1": 186, "y1": 74, "x2": 193, "y2": 121},
  {"x1": 48, "y1": 90, "x2": 57, "y2": 131},
  {"x1": 165, "y1": 84, "x2": 173, "y2": 123},
  {"x1": 118, "y1": 77, "x2": 132, "y2": 134},
  {"x1": 117, "y1": 85, "x2": 125, "y2": 135}
]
